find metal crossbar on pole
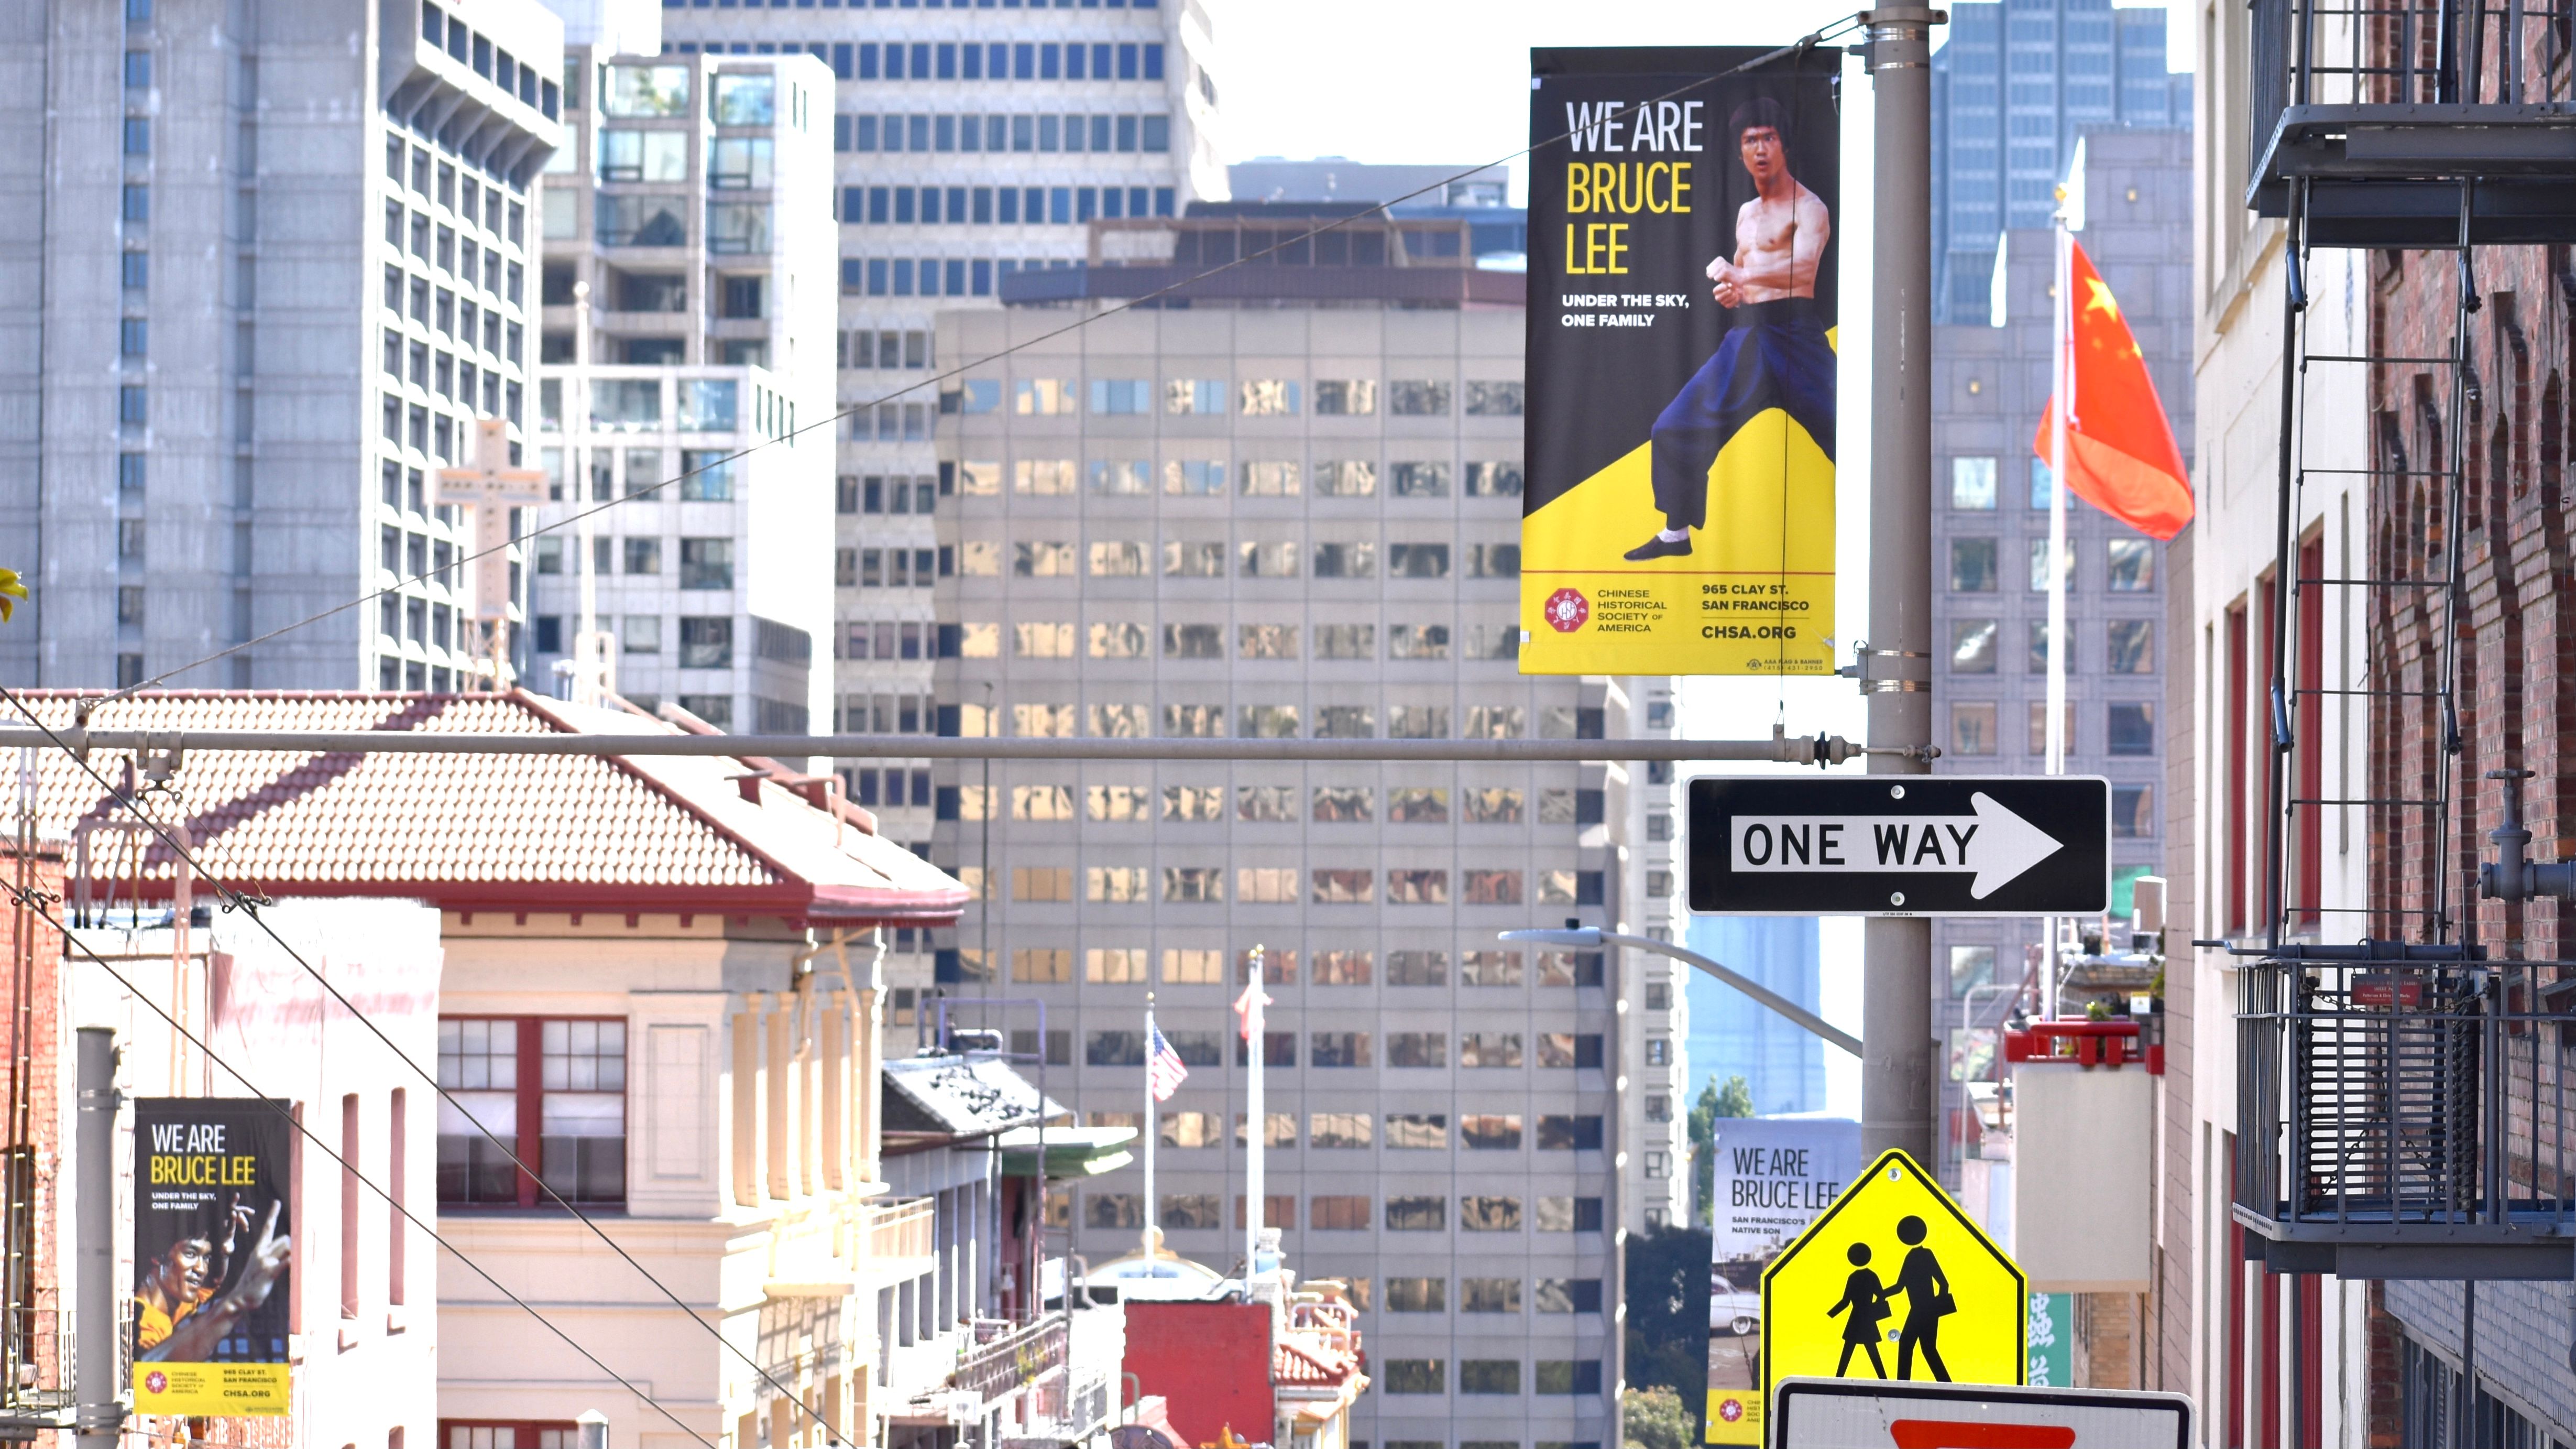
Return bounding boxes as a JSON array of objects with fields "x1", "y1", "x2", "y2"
[{"x1": 0, "y1": 726, "x2": 1891, "y2": 765}]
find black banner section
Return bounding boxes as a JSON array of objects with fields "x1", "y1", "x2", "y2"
[
  {"x1": 1522, "y1": 46, "x2": 1843, "y2": 677},
  {"x1": 132, "y1": 1097, "x2": 294, "y2": 1415}
]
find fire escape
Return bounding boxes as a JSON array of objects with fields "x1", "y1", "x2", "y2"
[{"x1": 2235, "y1": 0, "x2": 2576, "y2": 1280}]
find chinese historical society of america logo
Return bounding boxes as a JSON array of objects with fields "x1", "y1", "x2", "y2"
[
  {"x1": 1716, "y1": 1399, "x2": 1745, "y2": 1424},
  {"x1": 146, "y1": 1372, "x2": 167, "y2": 1394},
  {"x1": 1544, "y1": 587, "x2": 1589, "y2": 633}
]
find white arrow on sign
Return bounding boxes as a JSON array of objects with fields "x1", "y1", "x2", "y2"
[{"x1": 1728, "y1": 791, "x2": 2066, "y2": 899}]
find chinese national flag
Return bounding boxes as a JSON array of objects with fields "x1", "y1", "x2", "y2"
[{"x1": 2031, "y1": 239, "x2": 2193, "y2": 540}]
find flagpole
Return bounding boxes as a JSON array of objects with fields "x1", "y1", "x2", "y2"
[
  {"x1": 1245, "y1": 945, "x2": 1265, "y2": 1278},
  {"x1": 2044, "y1": 188, "x2": 2074, "y2": 1022},
  {"x1": 1143, "y1": 992, "x2": 1158, "y2": 1263}
]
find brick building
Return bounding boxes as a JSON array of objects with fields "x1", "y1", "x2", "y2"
[
  {"x1": 2191, "y1": 3, "x2": 2576, "y2": 1441},
  {"x1": 2359, "y1": 222, "x2": 2576, "y2": 1447},
  {"x1": 0, "y1": 841, "x2": 65, "y2": 1426}
]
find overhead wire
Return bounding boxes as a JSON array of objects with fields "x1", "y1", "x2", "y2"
[
  {"x1": 0, "y1": 876, "x2": 720, "y2": 1449},
  {"x1": 13, "y1": 23, "x2": 1869, "y2": 1438},
  {"x1": 0, "y1": 682, "x2": 851, "y2": 1448},
  {"x1": 90, "y1": 22, "x2": 1860, "y2": 709}
]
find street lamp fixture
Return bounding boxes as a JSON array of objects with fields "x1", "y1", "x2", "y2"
[{"x1": 1498, "y1": 927, "x2": 1861, "y2": 1057}]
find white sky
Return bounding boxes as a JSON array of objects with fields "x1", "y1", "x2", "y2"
[{"x1": 1211, "y1": 0, "x2": 2194, "y2": 194}]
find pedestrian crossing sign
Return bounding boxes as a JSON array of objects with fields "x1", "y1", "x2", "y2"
[{"x1": 1760, "y1": 1149, "x2": 2025, "y2": 1408}]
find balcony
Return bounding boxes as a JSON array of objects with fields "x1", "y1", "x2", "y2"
[
  {"x1": 2233, "y1": 942, "x2": 2576, "y2": 1278},
  {"x1": 863, "y1": 1194, "x2": 937, "y2": 1271},
  {"x1": 2248, "y1": 0, "x2": 2576, "y2": 243},
  {"x1": 761, "y1": 1194, "x2": 938, "y2": 1296}
]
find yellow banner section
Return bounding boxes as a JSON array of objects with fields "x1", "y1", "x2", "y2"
[
  {"x1": 1704, "y1": 1386, "x2": 1763, "y2": 1444},
  {"x1": 1519, "y1": 411, "x2": 1835, "y2": 677},
  {"x1": 136, "y1": 1361, "x2": 290, "y2": 1416}
]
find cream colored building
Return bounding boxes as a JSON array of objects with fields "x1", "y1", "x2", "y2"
[{"x1": 2182, "y1": 6, "x2": 2373, "y2": 1437}]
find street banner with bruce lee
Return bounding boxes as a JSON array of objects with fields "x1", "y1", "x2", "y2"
[
  {"x1": 132, "y1": 1097, "x2": 294, "y2": 1415},
  {"x1": 1523, "y1": 47, "x2": 1840, "y2": 677}
]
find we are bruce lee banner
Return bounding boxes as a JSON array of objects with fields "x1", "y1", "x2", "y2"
[{"x1": 1522, "y1": 47, "x2": 1840, "y2": 677}]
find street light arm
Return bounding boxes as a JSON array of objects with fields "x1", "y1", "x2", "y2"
[{"x1": 1503, "y1": 927, "x2": 1860, "y2": 1057}]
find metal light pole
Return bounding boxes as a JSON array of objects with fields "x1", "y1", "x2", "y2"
[
  {"x1": 73, "y1": 1028, "x2": 118, "y2": 1449},
  {"x1": 1500, "y1": 928, "x2": 1859, "y2": 1056},
  {"x1": 1859, "y1": 7, "x2": 1944, "y2": 1166}
]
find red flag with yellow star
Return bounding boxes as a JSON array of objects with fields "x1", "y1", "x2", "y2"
[{"x1": 2031, "y1": 238, "x2": 2192, "y2": 540}]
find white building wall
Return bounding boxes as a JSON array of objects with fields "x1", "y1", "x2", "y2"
[
  {"x1": 1608, "y1": 677, "x2": 1687, "y2": 1235},
  {"x1": 532, "y1": 48, "x2": 839, "y2": 735},
  {"x1": 61, "y1": 900, "x2": 445, "y2": 1449},
  {"x1": 2187, "y1": 1, "x2": 2372, "y2": 1437},
  {"x1": 0, "y1": 0, "x2": 560, "y2": 691}
]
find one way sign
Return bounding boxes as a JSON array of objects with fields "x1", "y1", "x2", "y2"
[{"x1": 1687, "y1": 776, "x2": 2111, "y2": 917}]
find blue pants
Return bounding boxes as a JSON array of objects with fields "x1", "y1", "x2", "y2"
[{"x1": 1649, "y1": 304, "x2": 1837, "y2": 532}]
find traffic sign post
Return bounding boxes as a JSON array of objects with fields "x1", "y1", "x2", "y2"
[
  {"x1": 1760, "y1": 1150, "x2": 2025, "y2": 1411},
  {"x1": 1771, "y1": 1378, "x2": 2194, "y2": 1448},
  {"x1": 1687, "y1": 776, "x2": 2111, "y2": 917}
]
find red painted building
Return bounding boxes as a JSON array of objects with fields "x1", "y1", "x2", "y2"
[{"x1": 1123, "y1": 1276, "x2": 1366, "y2": 1449}]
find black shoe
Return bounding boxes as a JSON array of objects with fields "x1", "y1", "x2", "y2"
[{"x1": 1624, "y1": 534, "x2": 1693, "y2": 561}]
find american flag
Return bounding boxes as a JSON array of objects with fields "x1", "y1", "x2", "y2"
[{"x1": 1146, "y1": 1018, "x2": 1190, "y2": 1102}]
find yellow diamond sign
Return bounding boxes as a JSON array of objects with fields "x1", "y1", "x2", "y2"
[{"x1": 1761, "y1": 1149, "x2": 2025, "y2": 1406}]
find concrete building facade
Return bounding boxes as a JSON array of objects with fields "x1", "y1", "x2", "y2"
[
  {"x1": 2178, "y1": 4, "x2": 2375, "y2": 1435},
  {"x1": 636, "y1": 0, "x2": 1221, "y2": 881},
  {"x1": 927, "y1": 239, "x2": 1622, "y2": 1445},
  {"x1": 1930, "y1": 0, "x2": 2186, "y2": 322},
  {"x1": 528, "y1": 40, "x2": 840, "y2": 733},
  {"x1": 0, "y1": 0, "x2": 563, "y2": 691}
]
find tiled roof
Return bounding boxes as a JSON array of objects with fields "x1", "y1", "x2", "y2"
[{"x1": 4, "y1": 690, "x2": 967, "y2": 923}]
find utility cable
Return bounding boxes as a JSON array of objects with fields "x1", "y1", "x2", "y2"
[
  {"x1": 0, "y1": 685, "x2": 851, "y2": 1447},
  {"x1": 0, "y1": 877, "x2": 721, "y2": 1449},
  {"x1": 9, "y1": 23, "x2": 1870, "y2": 1435},
  {"x1": 94, "y1": 23, "x2": 1861, "y2": 706}
]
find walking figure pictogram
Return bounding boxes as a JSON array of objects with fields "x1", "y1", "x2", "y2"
[
  {"x1": 1825, "y1": 1241, "x2": 1890, "y2": 1377},
  {"x1": 1892, "y1": 1214, "x2": 1955, "y2": 1381}
]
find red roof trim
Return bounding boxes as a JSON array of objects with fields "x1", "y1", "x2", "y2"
[
  {"x1": 507, "y1": 691, "x2": 799, "y2": 889},
  {"x1": 79, "y1": 875, "x2": 962, "y2": 923},
  {"x1": 13, "y1": 690, "x2": 962, "y2": 921}
]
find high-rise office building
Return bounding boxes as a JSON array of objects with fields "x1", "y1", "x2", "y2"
[
  {"x1": 1201, "y1": 158, "x2": 1678, "y2": 1242},
  {"x1": 927, "y1": 199, "x2": 1623, "y2": 1445},
  {"x1": 648, "y1": 0, "x2": 1221, "y2": 869},
  {"x1": 527, "y1": 27, "x2": 840, "y2": 734},
  {"x1": 0, "y1": 0, "x2": 564, "y2": 690},
  {"x1": 1927, "y1": 128, "x2": 2191, "y2": 1174},
  {"x1": 1928, "y1": 0, "x2": 2185, "y2": 322}
]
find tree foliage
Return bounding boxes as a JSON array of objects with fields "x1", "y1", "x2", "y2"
[
  {"x1": 1624, "y1": 1223, "x2": 1712, "y2": 1441},
  {"x1": 1687, "y1": 1074, "x2": 1754, "y2": 1224},
  {"x1": 1623, "y1": 1385, "x2": 1693, "y2": 1449}
]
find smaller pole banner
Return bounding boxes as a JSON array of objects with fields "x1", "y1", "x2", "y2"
[{"x1": 131, "y1": 1098, "x2": 294, "y2": 1416}]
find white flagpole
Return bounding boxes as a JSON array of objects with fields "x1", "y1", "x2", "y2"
[
  {"x1": 2044, "y1": 191, "x2": 2075, "y2": 1021},
  {"x1": 1245, "y1": 946, "x2": 1265, "y2": 1278},
  {"x1": 1142, "y1": 992, "x2": 1158, "y2": 1263}
]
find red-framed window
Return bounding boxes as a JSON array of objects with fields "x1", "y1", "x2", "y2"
[
  {"x1": 441, "y1": 1420, "x2": 580, "y2": 1449},
  {"x1": 436, "y1": 1018, "x2": 628, "y2": 1207},
  {"x1": 2226, "y1": 603, "x2": 2250, "y2": 934},
  {"x1": 2294, "y1": 536, "x2": 2325, "y2": 930}
]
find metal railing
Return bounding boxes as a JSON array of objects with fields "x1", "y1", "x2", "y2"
[
  {"x1": 862, "y1": 1196, "x2": 936, "y2": 1264},
  {"x1": 2237, "y1": 944, "x2": 2575, "y2": 1254},
  {"x1": 2254, "y1": 0, "x2": 2576, "y2": 117}
]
